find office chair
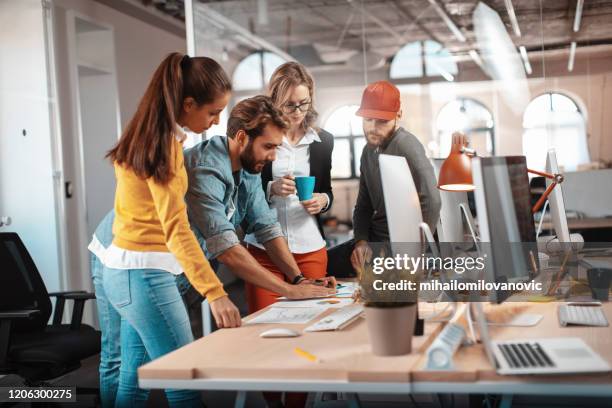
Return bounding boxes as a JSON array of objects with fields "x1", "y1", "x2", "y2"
[{"x1": 0, "y1": 232, "x2": 100, "y2": 390}]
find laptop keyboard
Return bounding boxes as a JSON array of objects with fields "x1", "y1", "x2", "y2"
[{"x1": 497, "y1": 342, "x2": 555, "y2": 369}]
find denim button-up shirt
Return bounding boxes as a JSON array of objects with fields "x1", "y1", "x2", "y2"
[{"x1": 183, "y1": 135, "x2": 283, "y2": 259}]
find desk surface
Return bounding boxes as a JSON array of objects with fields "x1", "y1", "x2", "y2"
[
  {"x1": 138, "y1": 307, "x2": 442, "y2": 384},
  {"x1": 138, "y1": 302, "x2": 612, "y2": 395}
]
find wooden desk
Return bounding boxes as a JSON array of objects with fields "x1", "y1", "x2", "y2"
[
  {"x1": 139, "y1": 307, "x2": 442, "y2": 388},
  {"x1": 138, "y1": 302, "x2": 612, "y2": 408}
]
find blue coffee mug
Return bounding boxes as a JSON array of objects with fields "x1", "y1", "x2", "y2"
[{"x1": 295, "y1": 176, "x2": 316, "y2": 201}]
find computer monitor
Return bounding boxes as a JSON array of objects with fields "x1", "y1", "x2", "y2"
[
  {"x1": 472, "y1": 156, "x2": 539, "y2": 302},
  {"x1": 546, "y1": 149, "x2": 571, "y2": 243},
  {"x1": 379, "y1": 154, "x2": 438, "y2": 256}
]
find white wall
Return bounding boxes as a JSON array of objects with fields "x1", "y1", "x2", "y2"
[
  {"x1": 0, "y1": 0, "x2": 64, "y2": 293},
  {"x1": 55, "y1": 0, "x2": 186, "y2": 128}
]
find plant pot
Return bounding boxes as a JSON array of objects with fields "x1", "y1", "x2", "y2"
[{"x1": 364, "y1": 303, "x2": 417, "y2": 356}]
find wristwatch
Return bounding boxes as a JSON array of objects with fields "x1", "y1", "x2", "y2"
[{"x1": 291, "y1": 274, "x2": 306, "y2": 285}]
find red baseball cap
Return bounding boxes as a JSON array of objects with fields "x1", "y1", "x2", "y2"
[{"x1": 356, "y1": 81, "x2": 401, "y2": 121}]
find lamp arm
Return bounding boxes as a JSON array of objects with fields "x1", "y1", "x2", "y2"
[
  {"x1": 528, "y1": 168, "x2": 564, "y2": 214},
  {"x1": 527, "y1": 168, "x2": 555, "y2": 179}
]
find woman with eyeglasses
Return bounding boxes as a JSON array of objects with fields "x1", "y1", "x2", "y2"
[{"x1": 243, "y1": 60, "x2": 335, "y2": 408}]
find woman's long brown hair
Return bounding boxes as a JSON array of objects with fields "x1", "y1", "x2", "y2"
[{"x1": 107, "y1": 52, "x2": 231, "y2": 184}]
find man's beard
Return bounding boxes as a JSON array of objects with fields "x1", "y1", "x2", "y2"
[
  {"x1": 366, "y1": 124, "x2": 396, "y2": 146},
  {"x1": 240, "y1": 141, "x2": 267, "y2": 174}
]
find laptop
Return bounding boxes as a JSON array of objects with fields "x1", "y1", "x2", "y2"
[{"x1": 473, "y1": 303, "x2": 610, "y2": 375}]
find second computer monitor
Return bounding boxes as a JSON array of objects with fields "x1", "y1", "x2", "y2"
[
  {"x1": 546, "y1": 149, "x2": 571, "y2": 243},
  {"x1": 472, "y1": 156, "x2": 539, "y2": 302}
]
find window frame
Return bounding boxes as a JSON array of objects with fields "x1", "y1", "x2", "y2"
[
  {"x1": 522, "y1": 91, "x2": 589, "y2": 171},
  {"x1": 323, "y1": 105, "x2": 366, "y2": 180},
  {"x1": 435, "y1": 97, "x2": 496, "y2": 157}
]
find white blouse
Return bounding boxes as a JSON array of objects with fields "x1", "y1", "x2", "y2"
[{"x1": 244, "y1": 128, "x2": 327, "y2": 254}]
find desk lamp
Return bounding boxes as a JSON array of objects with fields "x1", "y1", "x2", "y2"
[{"x1": 437, "y1": 132, "x2": 564, "y2": 213}]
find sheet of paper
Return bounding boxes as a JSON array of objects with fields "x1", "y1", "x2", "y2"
[
  {"x1": 273, "y1": 297, "x2": 355, "y2": 309},
  {"x1": 276, "y1": 281, "x2": 359, "y2": 301},
  {"x1": 245, "y1": 307, "x2": 325, "y2": 325},
  {"x1": 336, "y1": 282, "x2": 358, "y2": 296}
]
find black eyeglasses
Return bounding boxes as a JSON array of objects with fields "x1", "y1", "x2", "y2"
[{"x1": 282, "y1": 100, "x2": 311, "y2": 114}]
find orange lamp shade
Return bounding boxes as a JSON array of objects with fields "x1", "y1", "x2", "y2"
[{"x1": 437, "y1": 132, "x2": 475, "y2": 192}]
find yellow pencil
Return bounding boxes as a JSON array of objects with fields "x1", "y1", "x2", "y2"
[{"x1": 294, "y1": 347, "x2": 319, "y2": 363}]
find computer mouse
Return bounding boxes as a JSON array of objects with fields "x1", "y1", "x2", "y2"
[{"x1": 259, "y1": 328, "x2": 301, "y2": 338}]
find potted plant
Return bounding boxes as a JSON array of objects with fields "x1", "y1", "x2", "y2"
[{"x1": 355, "y1": 245, "x2": 419, "y2": 356}]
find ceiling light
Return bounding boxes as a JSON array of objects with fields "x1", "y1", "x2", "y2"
[
  {"x1": 519, "y1": 46, "x2": 532, "y2": 75},
  {"x1": 428, "y1": 59, "x2": 455, "y2": 81},
  {"x1": 573, "y1": 0, "x2": 584, "y2": 32},
  {"x1": 568, "y1": 42, "x2": 576, "y2": 72},
  {"x1": 503, "y1": 0, "x2": 521, "y2": 37}
]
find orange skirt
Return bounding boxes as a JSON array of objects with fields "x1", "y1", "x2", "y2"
[{"x1": 245, "y1": 245, "x2": 328, "y2": 313}]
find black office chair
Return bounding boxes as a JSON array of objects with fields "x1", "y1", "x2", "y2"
[{"x1": 0, "y1": 232, "x2": 100, "y2": 387}]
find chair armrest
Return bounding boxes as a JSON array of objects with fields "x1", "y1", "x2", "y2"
[
  {"x1": 49, "y1": 290, "x2": 88, "y2": 297},
  {"x1": 50, "y1": 292, "x2": 95, "y2": 300},
  {"x1": 50, "y1": 291, "x2": 96, "y2": 329},
  {"x1": 0, "y1": 310, "x2": 40, "y2": 320},
  {"x1": 0, "y1": 309, "x2": 40, "y2": 368}
]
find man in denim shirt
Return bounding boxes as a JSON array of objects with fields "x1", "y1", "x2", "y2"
[{"x1": 184, "y1": 96, "x2": 335, "y2": 301}]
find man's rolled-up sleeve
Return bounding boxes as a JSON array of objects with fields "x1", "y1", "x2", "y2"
[
  {"x1": 205, "y1": 230, "x2": 240, "y2": 259},
  {"x1": 185, "y1": 164, "x2": 240, "y2": 259}
]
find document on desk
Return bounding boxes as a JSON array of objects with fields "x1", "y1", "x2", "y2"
[
  {"x1": 245, "y1": 307, "x2": 325, "y2": 324},
  {"x1": 275, "y1": 282, "x2": 359, "y2": 301},
  {"x1": 274, "y1": 297, "x2": 355, "y2": 309}
]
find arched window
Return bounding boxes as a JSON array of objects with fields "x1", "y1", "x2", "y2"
[
  {"x1": 523, "y1": 93, "x2": 589, "y2": 171},
  {"x1": 435, "y1": 98, "x2": 494, "y2": 158},
  {"x1": 323, "y1": 105, "x2": 364, "y2": 179},
  {"x1": 232, "y1": 51, "x2": 286, "y2": 92},
  {"x1": 390, "y1": 40, "x2": 458, "y2": 81}
]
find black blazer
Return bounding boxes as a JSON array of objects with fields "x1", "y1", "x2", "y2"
[{"x1": 261, "y1": 129, "x2": 334, "y2": 239}]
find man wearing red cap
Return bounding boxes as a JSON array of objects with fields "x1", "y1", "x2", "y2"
[{"x1": 350, "y1": 81, "x2": 441, "y2": 270}]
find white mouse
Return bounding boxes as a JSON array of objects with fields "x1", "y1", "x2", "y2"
[{"x1": 259, "y1": 328, "x2": 300, "y2": 338}]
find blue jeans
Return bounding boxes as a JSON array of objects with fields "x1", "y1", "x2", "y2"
[
  {"x1": 91, "y1": 252, "x2": 121, "y2": 408},
  {"x1": 91, "y1": 210, "x2": 202, "y2": 406},
  {"x1": 103, "y1": 267, "x2": 201, "y2": 408}
]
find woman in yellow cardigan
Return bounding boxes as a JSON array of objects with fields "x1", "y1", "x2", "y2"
[{"x1": 98, "y1": 53, "x2": 238, "y2": 407}]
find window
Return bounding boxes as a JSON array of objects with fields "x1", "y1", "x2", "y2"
[
  {"x1": 232, "y1": 51, "x2": 286, "y2": 92},
  {"x1": 435, "y1": 98, "x2": 495, "y2": 158},
  {"x1": 323, "y1": 105, "x2": 365, "y2": 179},
  {"x1": 390, "y1": 40, "x2": 458, "y2": 81},
  {"x1": 523, "y1": 93, "x2": 589, "y2": 171}
]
